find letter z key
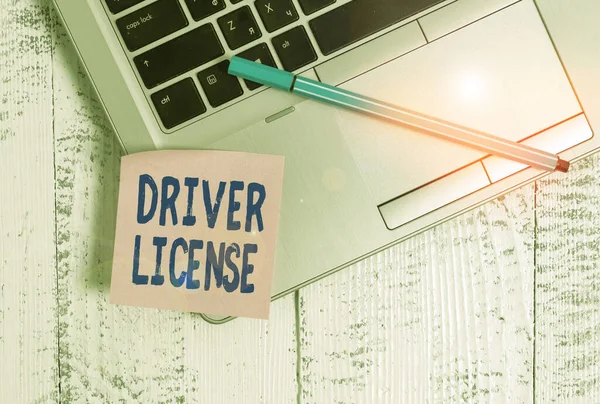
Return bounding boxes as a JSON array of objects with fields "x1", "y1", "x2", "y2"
[{"x1": 217, "y1": 6, "x2": 262, "y2": 50}]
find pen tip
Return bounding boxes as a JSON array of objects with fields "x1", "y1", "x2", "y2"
[{"x1": 556, "y1": 158, "x2": 570, "y2": 173}]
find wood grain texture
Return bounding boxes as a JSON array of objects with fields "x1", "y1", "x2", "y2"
[
  {"x1": 535, "y1": 154, "x2": 600, "y2": 403},
  {"x1": 0, "y1": 0, "x2": 59, "y2": 402},
  {"x1": 51, "y1": 11, "x2": 298, "y2": 403},
  {"x1": 298, "y1": 186, "x2": 535, "y2": 403},
  {"x1": 4, "y1": 0, "x2": 600, "y2": 402}
]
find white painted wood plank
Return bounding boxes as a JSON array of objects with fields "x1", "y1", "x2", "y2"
[
  {"x1": 0, "y1": 0, "x2": 59, "y2": 401},
  {"x1": 535, "y1": 155, "x2": 600, "y2": 403},
  {"x1": 299, "y1": 187, "x2": 535, "y2": 403},
  {"x1": 51, "y1": 17, "x2": 298, "y2": 403}
]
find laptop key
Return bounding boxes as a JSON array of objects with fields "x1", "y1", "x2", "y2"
[
  {"x1": 184, "y1": 0, "x2": 226, "y2": 21},
  {"x1": 105, "y1": 0, "x2": 144, "y2": 14},
  {"x1": 151, "y1": 78, "x2": 207, "y2": 129},
  {"x1": 255, "y1": 0, "x2": 299, "y2": 33},
  {"x1": 134, "y1": 24, "x2": 224, "y2": 89},
  {"x1": 297, "y1": 0, "x2": 335, "y2": 15},
  {"x1": 198, "y1": 60, "x2": 244, "y2": 107},
  {"x1": 272, "y1": 26, "x2": 317, "y2": 71},
  {"x1": 217, "y1": 6, "x2": 262, "y2": 50},
  {"x1": 309, "y1": 0, "x2": 444, "y2": 55},
  {"x1": 236, "y1": 43, "x2": 278, "y2": 90},
  {"x1": 116, "y1": 0, "x2": 188, "y2": 52}
]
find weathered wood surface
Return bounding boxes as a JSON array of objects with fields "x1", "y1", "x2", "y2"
[
  {"x1": 299, "y1": 186, "x2": 536, "y2": 403},
  {"x1": 2, "y1": 0, "x2": 600, "y2": 402},
  {"x1": 535, "y1": 156, "x2": 600, "y2": 403},
  {"x1": 0, "y1": 0, "x2": 59, "y2": 402}
]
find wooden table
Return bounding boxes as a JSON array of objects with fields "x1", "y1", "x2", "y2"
[{"x1": 1, "y1": 1, "x2": 599, "y2": 402}]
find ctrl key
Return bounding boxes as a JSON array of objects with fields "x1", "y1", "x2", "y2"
[{"x1": 151, "y1": 78, "x2": 206, "y2": 129}]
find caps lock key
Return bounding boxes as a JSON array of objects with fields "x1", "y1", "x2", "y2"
[{"x1": 116, "y1": 0, "x2": 188, "y2": 52}]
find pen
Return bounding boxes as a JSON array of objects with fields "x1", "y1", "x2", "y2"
[{"x1": 228, "y1": 56, "x2": 570, "y2": 173}]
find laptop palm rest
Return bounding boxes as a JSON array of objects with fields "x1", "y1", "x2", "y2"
[
  {"x1": 207, "y1": 101, "x2": 388, "y2": 301},
  {"x1": 200, "y1": 1, "x2": 585, "y2": 322},
  {"x1": 337, "y1": 0, "x2": 581, "y2": 206}
]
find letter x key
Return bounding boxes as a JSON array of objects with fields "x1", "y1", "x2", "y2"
[{"x1": 255, "y1": 0, "x2": 299, "y2": 33}]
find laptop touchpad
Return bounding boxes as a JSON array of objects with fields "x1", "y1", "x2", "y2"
[{"x1": 336, "y1": 1, "x2": 581, "y2": 206}]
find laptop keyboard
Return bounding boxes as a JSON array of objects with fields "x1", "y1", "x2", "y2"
[
  {"x1": 184, "y1": 0, "x2": 226, "y2": 21},
  {"x1": 105, "y1": 0, "x2": 445, "y2": 131},
  {"x1": 133, "y1": 25, "x2": 224, "y2": 89},
  {"x1": 116, "y1": 0, "x2": 188, "y2": 52},
  {"x1": 272, "y1": 26, "x2": 318, "y2": 71},
  {"x1": 297, "y1": 0, "x2": 335, "y2": 15},
  {"x1": 255, "y1": 0, "x2": 299, "y2": 32},
  {"x1": 311, "y1": 0, "x2": 444, "y2": 55}
]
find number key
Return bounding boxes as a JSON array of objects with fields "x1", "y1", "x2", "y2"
[
  {"x1": 255, "y1": 0, "x2": 299, "y2": 33},
  {"x1": 217, "y1": 6, "x2": 262, "y2": 50}
]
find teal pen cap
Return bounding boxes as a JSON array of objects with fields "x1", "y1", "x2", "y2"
[{"x1": 228, "y1": 56, "x2": 295, "y2": 91}]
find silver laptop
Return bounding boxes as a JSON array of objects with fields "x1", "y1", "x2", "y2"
[{"x1": 52, "y1": 0, "x2": 600, "y2": 323}]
